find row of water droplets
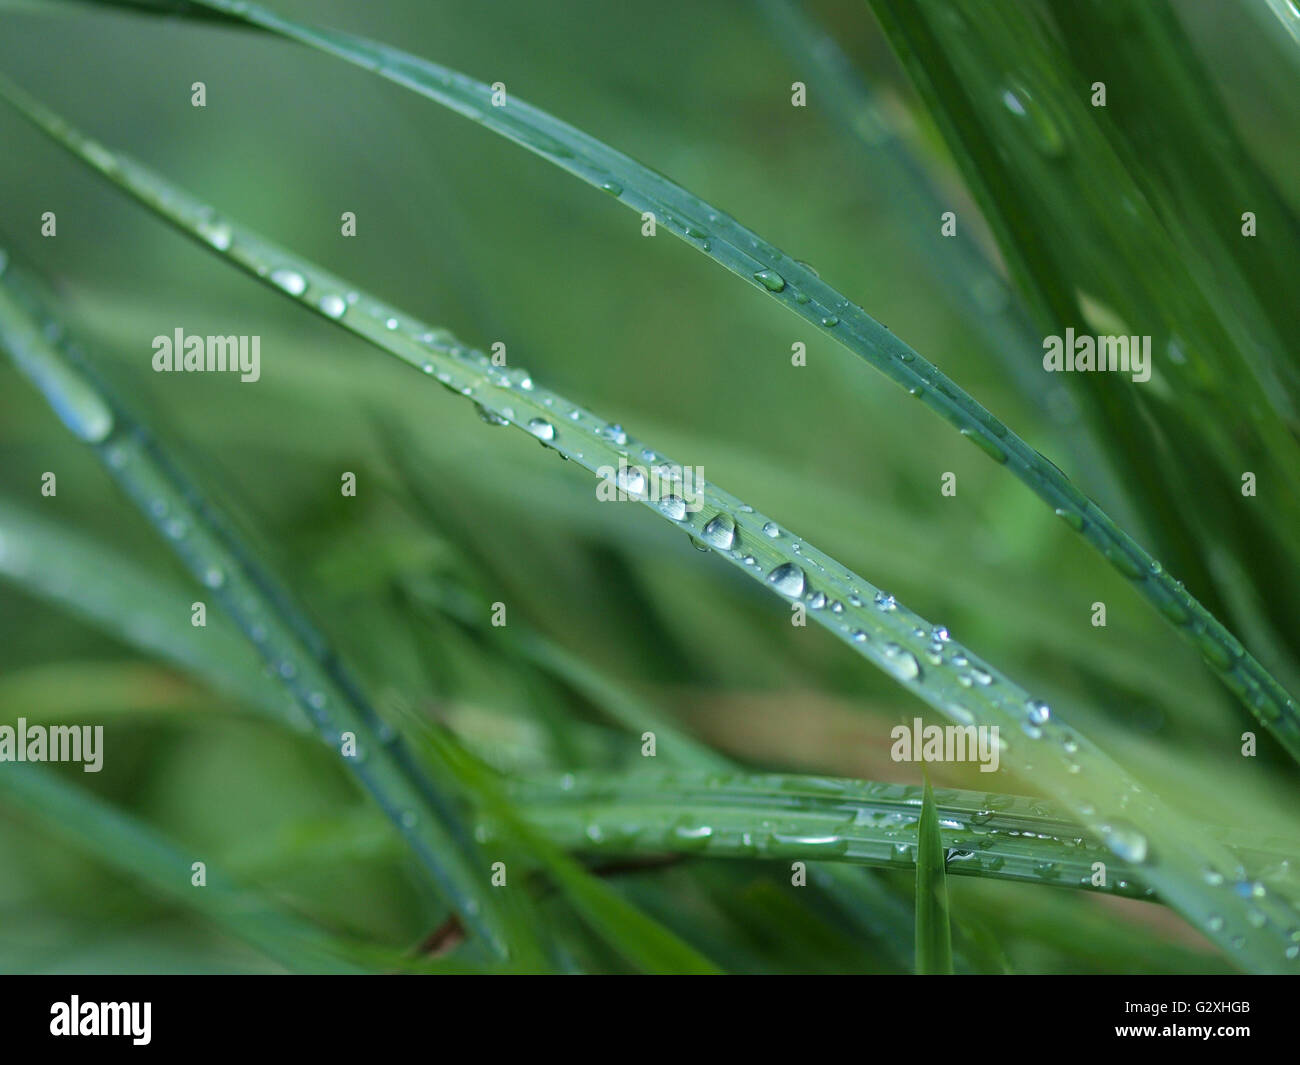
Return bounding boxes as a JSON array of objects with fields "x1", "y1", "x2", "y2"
[{"x1": 520, "y1": 773, "x2": 1165, "y2": 896}]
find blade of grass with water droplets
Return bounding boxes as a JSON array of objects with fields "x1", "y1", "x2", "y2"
[
  {"x1": 510, "y1": 772, "x2": 1300, "y2": 903},
  {"x1": 0, "y1": 261, "x2": 548, "y2": 968},
  {"x1": 92, "y1": 0, "x2": 1300, "y2": 762},
  {"x1": 4, "y1": 88, "x2": 1296, "y2": 972},
  {"x1": 915, "y1": 778, "x2": 953, "y2": 974}
]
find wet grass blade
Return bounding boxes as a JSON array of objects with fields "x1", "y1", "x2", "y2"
[
  {"x1": 3, "y1": 86, "x2": 1296, "y2": 972},
  {"x1": 80, "y1": 0, "x2": 1300, "y2": 760},
  {"x1": 915, "y1": 779, "x2": 953, "y2": 974},
  {"x1": 509, "y1": 771, "x2": 1299, "y2": 901},
  {"x1": 0, "y1": 260, "x2": 547, "y2": 968}
]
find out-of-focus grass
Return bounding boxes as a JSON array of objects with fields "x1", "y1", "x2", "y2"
[{"x1": 0, "y1": 0, "x2": 1297, "y2": 973}]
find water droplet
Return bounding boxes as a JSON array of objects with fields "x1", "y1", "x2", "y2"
[
  {"x1": 753, "y1": 269, "x2": 786, "y2": 292},
  {"x1": 961, "y1": 427, "x2": 1008, "y2": 463},
  {"x1": 475, "y1": 403, "x2": 509, "y2": 427},
  {"x1": 202, "y1": 566, "x2": 225, "y2": 589},
  {"x1": 1105, "y1": 820, "x2": 1149, "y2": 863},
  {"x1": 701, "y1": 513, "x2": 736, "y2": 550},
  {"x1": 767, "y1": 562, "x2": 806, "y2": 598},
  {"x1": 1054, "y1": 506, "x2": 1084, "y2": 532},
  {"x1": 762, "y1": 521, "x2": 782, "y2": 538},
  {"x1": 270, "y1": 268, "x2": 307, "y2": 296},
  {"x1": 527, "y1": 418, "x2": 555, "y2": 441},
  {"x1": 614, "y1": 465, "x2": 646, "y2": 497},
  {"x1": 601, "y1": 423, "x2": 628, "y2": 445},
  {"x1": 656, "y1": 495, "x2": 687, "y2": 521},
  {"x1": 882, "y1": 643, "x2": 921, "y2": 682},
  {"x1": 201, "y1": 220, "x2": 233, "y2": 251},
  {"x1": 319, "y1": 294, "x2": 347, "y2": 319},
  {"x1": 1000, "y1": 81, "x2": 1065, "y2": 157}
]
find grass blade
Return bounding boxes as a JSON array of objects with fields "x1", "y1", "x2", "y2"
[
  {"x1": 0, "y1": 260, "x2": 547, "y2": 967},
  {"x1": 510, "y1": 771, "x2": 1299, "y2": 901},
  {"x1": 915, "y1": 778, "x2": 953, "y2": 974}
]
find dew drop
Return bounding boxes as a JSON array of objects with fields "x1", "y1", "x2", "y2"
[
  {"x1": 270, "y1": 268, "x2": 307, "y2": 297},
  {"x1": 701, "y1": 513, "x2": 736, "y2": 550},
  {"x1": 527, "y1": 418, "x2": 555, "y2": 441},
  {"x1": 767, "y1": 562, "x2": 806, "y2": 598},
  {"x1": 882, "y1": 643, "x2": 921, "y2": 682}
]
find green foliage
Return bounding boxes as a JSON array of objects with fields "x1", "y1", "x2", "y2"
[{"x1": 0, "y1": 0, "x2": 1296, "y2": 975}]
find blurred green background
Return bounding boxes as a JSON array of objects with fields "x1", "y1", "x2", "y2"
[{"x1": 1, "y1": 0, "x2": 1297, "y2": 973}]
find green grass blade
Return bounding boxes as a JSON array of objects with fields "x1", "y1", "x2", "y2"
[
  {"x1": 0, "y1": 261, "x2": 547, "y2": 967},
  {"x1": 915, "y1": 778, "x2": 953, "y2": 974},
  {"x1": 4, "y1": 86, "x2": 1296, "y2": 972},
  {"x1": 0, "y1": 763, "x2": 363, "y2": 972},
  {"x1": 0, "y1": 500, "x2": 299, "y2": 726},
  {"x1": 510, "y1": 771, "x2": 1299, "y2": 902},
  {"x1": 861, "y1": 0, "x2": 1300, "y2": 732},
  {"x1": 85, "y1": 0, "x2": 1300, "y2": 760}
]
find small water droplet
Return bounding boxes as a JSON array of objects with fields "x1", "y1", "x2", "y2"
[
  {"x1": 753, "y1": 269, "x2": 786, "y2": 292},
  {"x1": 270, "y1": 268, "x2": 307, "y2": 296}
]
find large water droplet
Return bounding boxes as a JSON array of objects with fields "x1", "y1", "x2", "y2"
[
  {"x1": 701, "y1": 513, "x2": 736, "y2": 550},
  {"x1": 527, "y1": 418, "x2": 555, "y2": 441},
  {"x1": 767, "y1": 562, "x2": 806, "y2": 597}
]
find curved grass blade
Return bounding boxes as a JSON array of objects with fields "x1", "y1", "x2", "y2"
[
  {"x1": 94, "y1": 0, "x2": 1300, "y2": 760},
  {"x1": 4, "y1": 92, "x2": 1296, "y2": 972},
  {"x1": 915, "y1": 778, "x2": 953, "y2": 974},
  {"x1": 0, "y1": 262, "x2": 548, "y2": 968}
]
